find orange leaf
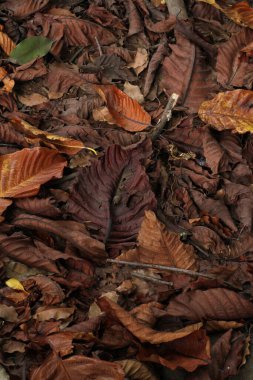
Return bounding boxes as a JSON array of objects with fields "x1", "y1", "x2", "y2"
[
  {"x1": 0, "y1": 67, "x2": 14, "y2": 93},
  {"x1": 198, "y1": 89, "x2": 253, "y2": 133},
  {"x1": 11, "y1": 118, "x2": 92, "y2": 155},
  {"x1": 118, "y1": 210, "x2": 198, "y2": 271},
  {"x1": 0, "y1": 25, "x2": 16, "y2": 55},
  {"x1": 95, "y1": 84, "x2": 151, "y2": 132},
  {"x1": 0, "y1": 147, "x2": 66, "y2": 198}
]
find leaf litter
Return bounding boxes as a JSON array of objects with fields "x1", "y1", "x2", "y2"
[{"x1": 0, "y1": 0, "x2": 253, "y2": 379}]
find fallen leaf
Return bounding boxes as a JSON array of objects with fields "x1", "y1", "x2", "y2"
[
  {"x1": 128, "y1": 48, "x2": 149, "y2": 75},
  {"x1": 0, "y1": 25, "x2": 16, "y2": 55},
  {"x1": 10, "y1": 36, "x2": 53, "y2": 65},
  {"x1": 5, "y1": 278, "x2": 27, "y2": 293},
  {"x1": 95, "y1": 85, "x2": 151, "y2": 131},
  {"x1": 118, "y1": 360, "x2": 158, "y2": 380},
  {"x1": 0, "y1": 67, "x2": 15, "y2": 93},
  {"x1": 0, "y1": 304, "x2": 18, "y2": 322},
  {"x1": 34, "y1": 306, "x2": 75, "y2": 321},
  {"x1": 118, "y1": 210, "x2": 198, "y2": 271},
  {"x1": 199, "y1": 89, "x2": 253, "y2": 133},
  {"x1": 18, "y1": 93, "x2": 48, "y2": 106},
  {"x1": 123, "y1": 82, "x2": 144, "y2": 104},
  {"x1": 0, "y1": 147, "x2": 66, "y2": 198},
  {"x1": 2, "y1": 0, "x2": 50, "y2": 18}
]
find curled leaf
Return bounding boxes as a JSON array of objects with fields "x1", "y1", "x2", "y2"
[{"x1": 95, "y1": 85, "x2": 151, "y2": 132}]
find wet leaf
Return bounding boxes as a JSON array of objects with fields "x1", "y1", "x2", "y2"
[{"x1": 10, "y1": 36, "x2": 53, "y2": 65}]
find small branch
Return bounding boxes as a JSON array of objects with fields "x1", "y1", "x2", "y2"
[
  {"x1": 95, "y1": 36, "x2": 103, "y2": 56},
  {"x1": 132, "y1": 272, "x2": 173, "y2": 286},
  {"x1": 165, "y1": 0, "x2": 188, "y2": 19},
  {"x1": 150, "y1": 93, "x2": 179, "y2": 140},
  {"x1": 107, "y1": 259, "x2": 241, "y2": 290}
]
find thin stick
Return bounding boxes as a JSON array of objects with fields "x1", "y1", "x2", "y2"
[
  {"x1": 150, "y1": 93, "x2": 179, "y2": 140},
  {"x1": 95, "y1": 36, "x2": 103, "y2": 56},
  {"x1": 165, "y1": 0, "x2": 188, "y2": 19},
  {"x1": 70, "y1": 46, "x2": 84, "y2": 63},
  {"x1": 107, "y1": 259, "x2": 242, "y2": 290},
  {"x1": 132, "y1": 272, "x2": 173, "y2": 286}
]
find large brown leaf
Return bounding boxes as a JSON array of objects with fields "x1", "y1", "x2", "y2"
[
  {"x1": 31, "y1": 351, "x2": 124, "y2": 380},
  {"x1": 166, "y1": 288, "x2": 253, "y2": 321},
  {"x1": 198, "y1": 89, "x2": 253, "y2": 133},
  {"x1": 161, "y1": 31, "x2": 217, "y2": 113},
  {"x1": 95, "y1": 85, "x2": 151, "y2": 131},
  {"x1": 118, "y1": 210, "x2": 198, "y2": 271},
  {"x1": 216, "y1": 29, "x2": 253, "y2": 87},
  {"x1": 98, "y1": 297, "x2": 202, "y2": 344},
  {"x1": 67, "y1": 145, "x2": 156, "y2": 249},
  {"x1": 2, "y1": 0, "x2": 50, "y2": 18},
  {"x1": 0, "y1": 147, "x2": 66, "y2": 198},
  {"x1": 12, "y1": 214, "x2": 106, "y2": 263}
]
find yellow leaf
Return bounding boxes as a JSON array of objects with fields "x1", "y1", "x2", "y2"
[{"x1": 6, "y1": 278, "x2": 28, "y2": 293}]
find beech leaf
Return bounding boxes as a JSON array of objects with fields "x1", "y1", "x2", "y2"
[
  {"x1": 10, "y1": 36, "x2": 53, "y2": 65},
  {"x1": 5, "y1": 278, "x2": 27, "y2": 293}
]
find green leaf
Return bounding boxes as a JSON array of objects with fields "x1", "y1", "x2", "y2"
[{"x1": 10, "y1": 36, "x2": 53, "y2": 65}]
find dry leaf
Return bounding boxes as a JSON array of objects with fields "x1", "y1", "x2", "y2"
[
  {"x1": 118, "y1": 360, "x2": 158, "y2": 380},
  {"x1": 5, "y1": 278, "x2": 27, "y2": 293},
  {"x1": 18, "y1": 93, "x2": 48, "y2": 106},
  {"x1": 0, "y1": 67, "x2": 14, "y2": 93},
  {"x1": 95, "y1": 84, "x2": 151, "y2": 131},
  {"x1": 0, "y1": 147, "x2": 66, "y2": 198},
  {"x1": 92, "y1": 106, "x2": 115, "y2": 124},
  {"x1": 118, "y1": 210, "x2": 198, "y2": 271},
  {"x1": 128, "y1": 48, "x2": 149, "y2": 75},
  {"x1": 123, "y1": 82, "x2": 144, "y2": 104},
  {"x1": 0, "y1": 25, "x2": 16, "y2": 55},
  {"x1": 199, "y1": 89, "x2": 253, "y2": 133}
]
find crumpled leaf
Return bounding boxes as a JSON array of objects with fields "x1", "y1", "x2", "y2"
[
  {"x1": 199, "y1": 89, "x2": 253, "y2": 134},
  {"x1": 11, "y1": 118, "x2": 91, "y2": 155},
  {"x1": 10, "y1": 36, "x2": 53, "y2": 65},
  {"x1": 166, "y1": 288, "x2": 253, "y2": 321},
  {"x1": 67, "y1": 145, "x2": 156, "y2": 249},
  {"x1": 31, "y1": 351, "x2": 125, "y2": 380},
  {"x1": 128, "y1": 48, "x2": 149, "y2": 75},
  {"x1": 95, "y1": 85, "x2": 151, "y2": 131},
  {"x1": 98, "y1": 297, "x2": 202, "y2": 344},
  {"x1": 0, "y1": 67, "x2": 15, "y2": 93},
  {"x1": 118, "y1": 210, "x2": 198, "y2": 271},
  {"x1": 23, "y1": 275, "x2": 65, "y2": 305},
  {"x1": 5, "y1": 278, "x2": 26, "y2": 292},
  {"x1": 0, "y1": 147, "x2": 66, "y2": 198}
]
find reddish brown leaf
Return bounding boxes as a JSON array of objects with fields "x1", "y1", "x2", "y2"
[
  {"x1": 23, "y1": 275, "x2": 65, "y2": 305},
  {"x1": 86, "y1": 5, "x2": 126, "y2": 30},
  {"x1": 12, "y1": 214, "x2": 106, "y2": 263},
  {"x1": 118, "y1": 210, "x2": 198, "y2": 271},
  {"x1": 161, "y1": 31, "x2": 217, "y2": 113},
  {"x1": 67, "y1": 145, "x2": 156, "y2": 249},
  {"x1": 12, "y1": 59, "x2": 47, "y2": 81},
  {"x1": 15, "y1": 197, "x2": 61, "y2": 218},
  {"x1": 0, "y1": 147, "x2": 66, "y2": 198},
  {"x1": 166, "y1": 288, "x2": 253, "y2": 321},
  {"x1": 95, "y1": 85, "x2": 151, "y2": 131},
  {"x1": 2, "y1": 0, "x2": 50, "y2": 18},
  {"x1": 98, "y1": 297, "x2": 202, "y2": 344},
  {"x1": 31, "y1": 351, "x2": 125, "y2": 380}
]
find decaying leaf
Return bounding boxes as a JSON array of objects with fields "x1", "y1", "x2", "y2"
[
  {"x1": 0, "y1": 147, "x2": 66, "y2": 198},
  {"x1": 199, "y1": 89, "x2": 253, "y2": 133},
  {"x1": 95, "y1": 85, "x2": 151, "y2": 131},
  {"x1": 118, "y1": 210, "x2": 198, "y2": 271},
  {"x1": 67, "y1": 145, "x2": 156, "y2": 249}
]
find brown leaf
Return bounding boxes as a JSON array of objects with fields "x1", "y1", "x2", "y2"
[
  {"x1": 128, "y1": 48, "x2": 149, "y2": 75},
  {"x1": 161, "y1": 31, "x2": 217, "y2": 113},
  {"x1": 12, "y1": 214, "x2": 106, "y2": 263},
  {"x1": 127, "y1": 0, "x2": 143, "y2": 36},
  {"x1": 34, "y1": 306, "x2": 75, "y2": 321},
  {"x1": 23, "y1": 275, "x2": 65, "y2": 305},
  {"x1": 86, "y1": 4, "x2": 126, "y2": 30},
  {"x1": 11, "y1": 58, "x2": 47, "y2": 81},
  {"x1": 67, "y1": 145, "x2": 156, "y2": 250},
  {"x1": 95, "y1": 85, "x2": 151, "y2": 131},
  {"x1": 31, "y1": 351, "x2": 125, "y2": 380},
  {"x1": 144, "y1": 16, "x2": 176, "y2": 33},
  {"x1": 198, "y1": 89, "x2": 253, "y2": 133},
  {"x1": 11, "y1": 118, "x2": 85, "y2": 155},
  {"x1": 118, "y1": 360, "x2": 158, "y2": 380},
  {"x1": 0, "y1": 67, "x2": 15, "y2": 93},
  {"x1": 0, "y1": 147, "x2": 66, "y2": 198},
  {"x1": 15, "y1": 197, "x2": 61, "y2": 218},
  {"x1": 0, "y1": 304, "x2": 18, "y2": 322},
  {"x1": 216, "y1": 28, "x2": 253, "y2": 87},
  {"x1": 123, "y1": 82, "x2": 144, "y2": 104},
  {"x1": 118, "y1": 210, "x2": 198, "y2": 271},
  {"x1": 2, "y1": 0, "x2": 50, "y2": 18},
  {"x1": 166, "y1": 288, "x2": 253, "y2": 321},
  {"x1": 98, "y1": 297, "x2": 202, "y2": 344}
]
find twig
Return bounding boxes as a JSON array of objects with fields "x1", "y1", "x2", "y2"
[
  {"x1": 132, "y1": 271, "x2": 173, "y2": 286},
  {"x1": 70, "y1": 46, "x2": 84, "y2": 63},
  {"x1": 165, "y1": 0, "x2": 188, "y2": 19},
  {"x1": 150, "y1": 93, "x2": 179, "y2": 140},
  {"x1": 95, "y1": 36, "x2": 103, "y2": 56},
  {"x1": 107, "y1": 259, "x2": 242, "y2": 290}
]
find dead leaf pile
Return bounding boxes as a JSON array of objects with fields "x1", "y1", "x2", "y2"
[{"x1": 0, "y1": 0, "x2": 253, "y2": 379}]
